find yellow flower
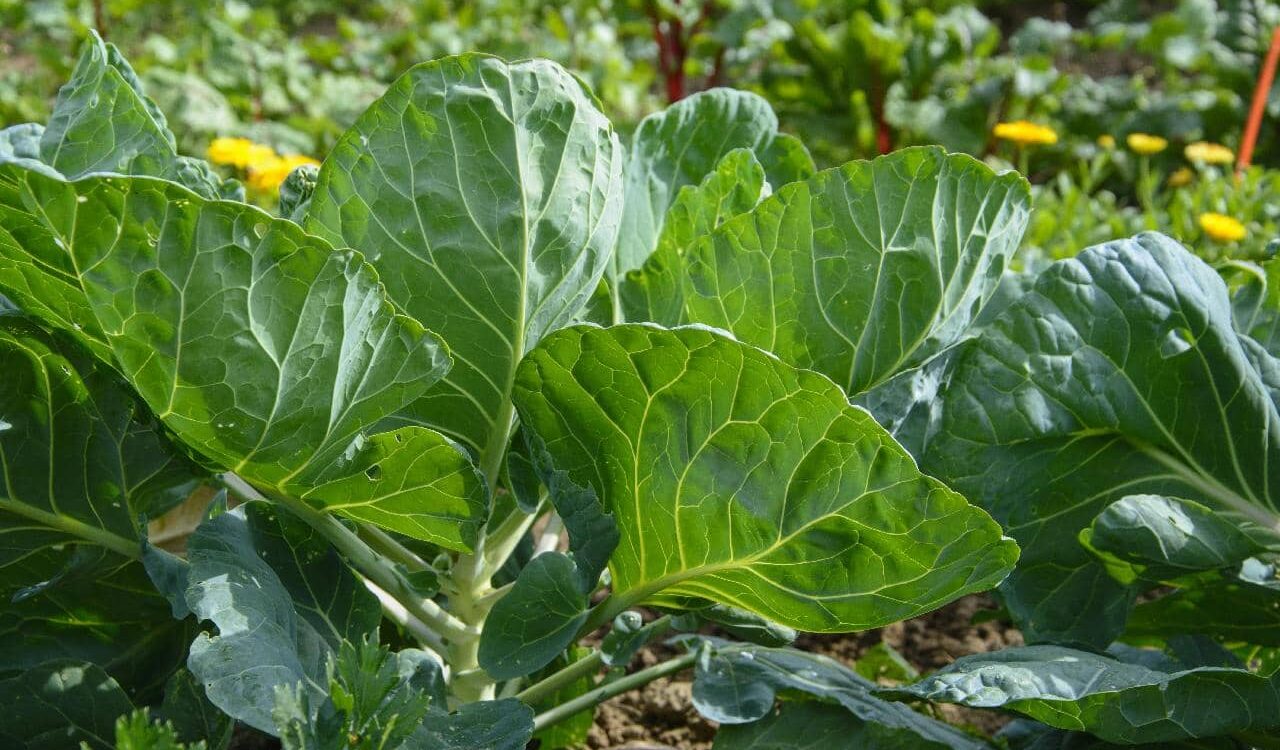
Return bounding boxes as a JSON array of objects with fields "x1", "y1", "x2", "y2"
[
  {"x1": 993, "y1": 120, "x2": 1059, "y2": 146},
  {"x1": 1126, "y1": 133, "x2": 1168, "y2": 155},
  {"x1": 1097, "y1": 134, "x2": 1116, "y2": 149},
  {"x1": 1184, "y1": 141, "x2": 1234, "y2": 165},
  {"x1": 207, "y1": 137, "x2": 276, "y2": 168},
  {"x1": 247, "y1": 154, "x2": 321, "y2": 192},
  {"x1": 1167, "y1": 167, "x2": 1194, "y2": 188},
  {"x1": 1199, "y1": 213, "x2": 1247, "y2": 243}
]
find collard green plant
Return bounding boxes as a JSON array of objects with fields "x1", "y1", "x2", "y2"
[{"x1": 0, "y1": 29, "x2": 1274, "y2": 750}]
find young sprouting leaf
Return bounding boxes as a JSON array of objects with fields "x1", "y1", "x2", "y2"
[
  {"x1": 689, "y1": 639, "x2": 987, "y2": 749},
  {"x1": 115, "y1": 708, "x2": 207, "y2": 750},
  {"x1": 882, "y1": 645, "x2": 1280, "y2": 744},
  {"x1": 614, "y1": 88, "x2": 814, "y2": 281},
  {"x1": 679, "y1": 146, "x2": 1030, "y2": 397},
  {"x1": 919, "y1": 233, "x2": 1280, "y2": 647},
  {"x1": 307, "y1": 53, "x2": 624, "y2": 462},
  {"x1": 278, "y1": 163, "x2": 318, "y2": 223},
  {"x1": 619, "y1": 148, "x2": 769, "y2": 326},
  {"x1": 272, "y1": 640, "x2": 433, "y2": 750},
  {"x1": 0, "y1": 166, "x2": 485, "y2": 549},
  {"x1": 0, "y1": 659, "x2": 135, "y2": 750},
  {"x1": 1079, "y1": 495, "x2": 1267, "y2": 582},
  {"x1": 514, "y1": 324, "x2": 1018, "y2": 633},
  {"x1": 184, "y1": 502, "x2": 381, "y2": 734},
  {"x1": 36, "y1": 31, "x2": 236, "y2": 199}
]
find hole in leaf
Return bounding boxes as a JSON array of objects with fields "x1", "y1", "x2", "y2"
[
  {"x1": 365, "y1": 465, "x2": 383, "y2": 481},
  {"x1": 1159, "y1": 327, "x2": 1194, "y2": 359}
]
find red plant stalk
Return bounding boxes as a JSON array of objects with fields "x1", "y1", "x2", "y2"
[{"x1": 1237, "y1": 25, "x2": 1280, "y2": 175}]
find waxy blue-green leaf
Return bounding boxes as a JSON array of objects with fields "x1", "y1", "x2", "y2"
[
  {"x1": 883, "y1": 645, "x2": 1280, "y2": 744},
  {"x1": 619, "y1": 148, "x2": 768, "y2": 326},
  {"x1": 185, "y1": 502, "x2": 381, "y2": 734},
  {"x1": 919, "y1": 233, "x2": 1280, "y2": 646},
  {"x1": 0, "y1": 123, "x2": 43, "y2": 161},
  {"x1": 1080, "y1": 495, "x2": 1266, "y2": 582},
  {"x1": 0, "y1": 315, "x2": 199, "y2": 595},
  {"x1": 681, "y1": 146, "x2": 1030, "y2": 396},
  {"x1": 614, "y1": 88, "x2": 814, "y2": 280},
  {"x1": 0, "y1": 167, "x2": 485, "y2": 549},
  {"x1": 307, "y1": 53, "x2": 624, "y2": 465},
  {"x1": 0, "y1": 660, "x2": 135, "y2": 750},
  {"x1": 690, "y1": 640, "x2": 987, "y2": 749},
  {"x1": 514, "y1": 324, "x2": 1018, "y2": 633}
]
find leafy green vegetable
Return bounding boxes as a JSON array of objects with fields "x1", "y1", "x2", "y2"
[
  {"x1": 678, "y1": 146, "x2": 1030, "y2": 396},
  {"x1": 0, "y1": 167, "x2": 485, "y2": 548},
  {"x1": 514, "y1": 324, "x2": 1018, "y2": 631},
  {"x1": 184, "y1": 502, "x2": 381, "y2": 734},
  {"x1": 614, "y1": 88, "x2": 814, "y2": 282},
  {"x1": 619, "y1": 147, "x2": 768, "y2": 326},
  {"x1": 919, "y1": 233, "x2": 1280, "y2": 646},
  {"x1": 115, "y1": 708, "x2": 207, "y2": 750},
  {"x1": 307, "y1": 53, "x2": 624, "y2": 466},
  {"x1": 884, "y1": 645, "x2": 1280, "y2": 744}
]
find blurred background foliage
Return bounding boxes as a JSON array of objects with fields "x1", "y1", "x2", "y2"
[{"x1": 4, "y1": 0, "x2": 1280, "y2": 263}]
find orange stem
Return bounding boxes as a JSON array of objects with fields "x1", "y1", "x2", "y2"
[{"x1": 1237, "y1": 26, "x2": 1280, "y2": 176}]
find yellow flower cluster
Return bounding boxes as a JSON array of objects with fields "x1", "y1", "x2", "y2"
[
  {"x1": 1167, "y1": 167, "x2": 1194, "y2": 188},
  {"x1": 1096, "y1": 135, "x2": 1116, "y2": 150},
  {"x1": 1184, "y1": 141, "x2": 1234, "y2": 166},
  {"x1": 993, "y1": 120, "x2": 1059, "y2": 146},
  {"x1": 1199, "y1": 212, "x2": 1247, "y2": 243},
  {"x1": 206, "y1": 137, "x2": 319, "y2": 192},
  {"x1": 1126, "y1": 133, "x2": 1168, "y2": 155}
]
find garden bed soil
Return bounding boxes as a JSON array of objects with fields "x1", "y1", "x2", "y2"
[{"x1": 585, "y1": 594, "x2": 1022, "y2": 749}]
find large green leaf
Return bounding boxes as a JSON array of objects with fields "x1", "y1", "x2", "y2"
[
  {"x1": 513, "y1": 324, "x2": 1017, "y2": 632},
  {"x1": 919, "y1": 233, "x2": 1280, "y2": 646},
  {"x1": 0, "y1": 123, "x2": 43, "y2": 161},
  {"x1": 1080, "y1": 495, "x2": 1266, "y2": 582},
  {"x1": 0, "y1": 167, "x2": 485, "y2": 549},
  {"x1": 680, "y1": 146, "x2": 1030, "y2": 396},
  {"x1": 690, "y1": 640, "x2": 985, "y2": 749},
  {"x1": 883, "y1": 645, "x2": 1280, "y2": 744},
  {"x1": 618, "y1": 147, "x2": 768, "y2": 326},
  {"x1": 614, "y1": 88, "x2": 814, "y2": 281},
  {"x1": 0, "y1": 660, "x2": 135, "y2": 750},
  {"x1": 713, "y1": 699, "x2": 963, "y2": 750},
  {"x1": 185, "y1": 502, "x2": 381, "y2": 734},
  {"x1": 0, "y1": 315, "x2": 198, "y2": 594},
  {"x1": 307, "y1": 53, "x2": 624, "y2": 465},
  {"x1": 35, "y1": 31, "x2": 234, "y2": 200},
  {"x1": 1125, "y1": 570, "x2": 1280, "y2": 646}
]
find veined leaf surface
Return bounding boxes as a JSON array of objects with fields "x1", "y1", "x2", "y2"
[
  {"x1": 920, "y1": 233, "x2": 1280, "y2": 646},
  {"x1": 615, "y1": 88, "x2": 814, "y2": 281},
  {"x1": 0, "y1": 168, "x2": 485, "y2": 549},
  {"x1": 307, "y1": 53, "x2": 624, "y2": 466},
  {"x1": 514, "y1": 324, "x2": 1017, "y2": 632},
  {"x1": 681, "y1": 146, "x2": 1030, "y2": 396}
]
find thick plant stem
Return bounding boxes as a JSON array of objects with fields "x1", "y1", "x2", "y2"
[
  {"x1": 223, "y1": 474, "x2": 478, "y2": 649},
  {"x1": 532, "y1": 652, "x2": 697, "y2": 733},
  {"x1": 359, "y1": 524, "x2": 429, "y2": 571}
]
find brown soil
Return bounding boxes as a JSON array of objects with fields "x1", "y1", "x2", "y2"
[{"x1": 585, "y1": 594, "x2": 1022, "y2": 749}]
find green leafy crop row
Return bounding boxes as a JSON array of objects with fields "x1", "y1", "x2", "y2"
[{"x1": 0, "y1": 30, "x2": 1277, "y2": 750}]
